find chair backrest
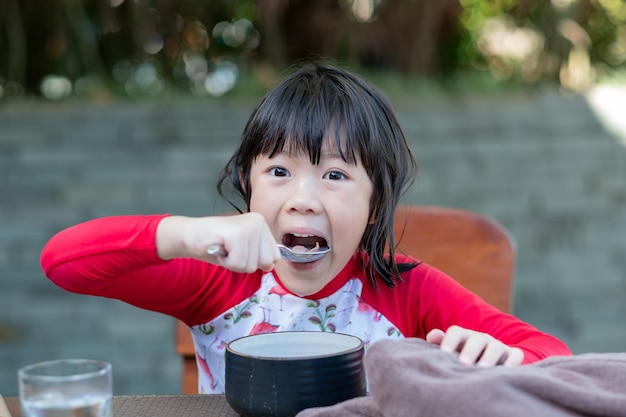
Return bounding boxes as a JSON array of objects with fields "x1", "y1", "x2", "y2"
[
  {"x1": 175, "y1": 205, "x2": 516, "y2": 393},
  {"x1": 392, "y1": 205, "x2": 515, "y2": 313}
]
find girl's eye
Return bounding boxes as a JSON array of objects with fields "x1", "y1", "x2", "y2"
[
  {"x1": 324, "y1": 171, "x2": 346, "y2": 181},
  {"x1": 269, "y1": 167, "x2": 289, "y2": 177}
]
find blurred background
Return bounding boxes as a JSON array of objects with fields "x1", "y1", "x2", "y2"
[
  {"x1": 3, "y1": 0, "x2": 626, "y2": 99},
  {"x1": 1, "y1": 0, "x2": 626, "y2": 396}
]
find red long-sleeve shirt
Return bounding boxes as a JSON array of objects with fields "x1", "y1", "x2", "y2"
[{"x1": 41, "y1": 214, "x2": 572, "y2": 393}]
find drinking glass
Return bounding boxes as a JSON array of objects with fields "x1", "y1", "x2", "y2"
[{"x1": 18, "y1": 359, "x2": 112, "y2": 417}]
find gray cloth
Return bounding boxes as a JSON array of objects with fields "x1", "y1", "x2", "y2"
[{"x1": 297, "y1": 338, "x2": 626, "y2": 417}]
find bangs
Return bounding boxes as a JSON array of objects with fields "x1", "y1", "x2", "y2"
[{"x1": 245, "y1": 71, "x2": 370, "y2": 166}]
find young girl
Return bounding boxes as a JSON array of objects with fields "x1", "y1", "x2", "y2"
[{"x1": 40, "y1": 63, "x2": 571, "y2": 394}]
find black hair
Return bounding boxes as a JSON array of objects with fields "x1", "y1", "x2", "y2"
[{"x1": 217, "y1": 62, "x2": 418, "y2": 288}]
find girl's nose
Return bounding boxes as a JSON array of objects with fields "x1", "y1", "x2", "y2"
[{"x1": 285, "y1": 177, "x2": 323, "y2": 214}]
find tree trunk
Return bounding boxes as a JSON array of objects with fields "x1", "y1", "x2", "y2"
[{"x1": 1, "y1": 0, "x2": 27, "y2": 84}]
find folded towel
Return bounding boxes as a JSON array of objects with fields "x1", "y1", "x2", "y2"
[{"x1": 297, "y1": 338, "x2": 626, "y2": 417}]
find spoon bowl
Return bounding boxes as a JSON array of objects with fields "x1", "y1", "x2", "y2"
[
  {"x1": 207, "y1": 243, "x2": 331, "y2": 263},
  {"x1": 277, "y1": 244, "x2": 331, "y2": 262}
]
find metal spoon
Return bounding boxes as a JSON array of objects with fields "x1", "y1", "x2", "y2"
[{"x1": 206, "y1": 243, "x2": 331, "y2": 263}]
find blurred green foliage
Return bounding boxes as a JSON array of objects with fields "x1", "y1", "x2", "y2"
[{"x1": 0, "y1": 0, "x2": 624, "y2": 101}]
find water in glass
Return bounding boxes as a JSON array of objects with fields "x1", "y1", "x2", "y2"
[{"x1": 21, "y1": 392, "x2": 112, "y2": 417}]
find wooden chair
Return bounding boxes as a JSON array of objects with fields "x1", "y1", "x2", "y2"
[
  {"x1": 392, "y1": 205, "x2": 515, "y2": 313},
  {"x1": 175, "y1": 320, "x2": 198, "y2": 395},
  {"x1": 174, "y1": 205, "x2": 516, "y2": 393}
]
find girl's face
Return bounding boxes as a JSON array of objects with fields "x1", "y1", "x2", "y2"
[{"x1": 248, "y1": 141, "x2": 373, "y2": 296}]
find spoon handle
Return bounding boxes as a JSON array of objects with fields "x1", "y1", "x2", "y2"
[
  {"x1": 206, "y1": 243, "x2": 285, "y2": 257},
  {"x1": 207, "y1": 243, "x2": 330, "y2": 263}
]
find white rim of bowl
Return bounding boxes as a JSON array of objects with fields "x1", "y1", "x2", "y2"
[{"x1": 226, "y1": 331, "x2": 364, "y2": 360}]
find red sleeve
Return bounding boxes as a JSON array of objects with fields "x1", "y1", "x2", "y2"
[
  {"x1": 40, "y1": 215, "x2": 260, "y2": 325},
  {"x1": 363, "y1": 257, "x2": 572, "y2": 364},
  {"x1": 413, "y1": 262, "x2": 572, "y2": 363}
]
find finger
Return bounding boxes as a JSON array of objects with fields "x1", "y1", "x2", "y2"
[
  {"x1": 246, "y1": 245, "x2": 260, "y2": 273},
  {"x1": 258, "y1": 238, "x2": 280, "y2": 272},
  {"x1": 425, "y1": 329, "x2": 446, "y2": 345},
  {"x1": 253, "y1": 216, "x2": 280, "y2": 271},
  {"x1": 258, "y1": 256, "x2": 275, "y2": 272},
  {"x1": 438, "y1": 325, "x2": 467, "y2": 354},
  {"x1": 457, "y1": 334, "x2": 490, "y2": 365},
  {"x1": 223, "y1": 248, "x2": 252, "y2": 273},
  {"x1": 476, "y1": 343, "x2": 508, "y2": 367},
  {"x1": 256, "y1": 224, "x2": 281, "y2": 271},
  {"x1": 249, "y1": 229, "x2": 264, "y2": 272},
  {"x1": 502, "y1": 347, "x2": 524, "y2": 366},
  {"x1": 222, "y1": 244, "x2": 261, "y2": 273}
]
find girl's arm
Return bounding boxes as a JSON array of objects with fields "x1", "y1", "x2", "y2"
[
  {"x1": 400, "y1": 261, "x2": 572, "y2": 365},
  {"x1": 40, "y1": 215, "x2": 208, "y2": 320},
  {"x1": 41, "y1": 213, "x2": 281, "y2": 323},
  {"x1": 41, "y1": 214, "x2": 172, "y2": 287}
]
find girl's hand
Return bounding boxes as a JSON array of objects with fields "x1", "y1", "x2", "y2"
[
  {"x1": 426, "y1": 325, "x2": 524, "y2": 367},
  {"x1": 156, "y1": 213, "x2": 282, "y2": 273}
]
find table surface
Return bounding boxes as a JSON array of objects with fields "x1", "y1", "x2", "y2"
[{"x1": 3, "y1": 395, "x2": 240, "y2": 417}]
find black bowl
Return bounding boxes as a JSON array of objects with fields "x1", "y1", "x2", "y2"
[{"x1": 225, "y1": 331, "x2": 366, "y2": 417}]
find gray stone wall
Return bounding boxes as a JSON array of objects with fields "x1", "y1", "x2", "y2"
[{"x1": 1, "y1": 90, "x2": 625, "y2": 396}]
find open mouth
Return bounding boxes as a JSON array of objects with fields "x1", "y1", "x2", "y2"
[{"x1": 282, "y1": 233, "x2": 329, "y2": 253}]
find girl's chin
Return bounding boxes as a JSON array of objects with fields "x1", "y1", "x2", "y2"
[{"x1": 275, "y1": 260, "x2": 334, "y2": 295}]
